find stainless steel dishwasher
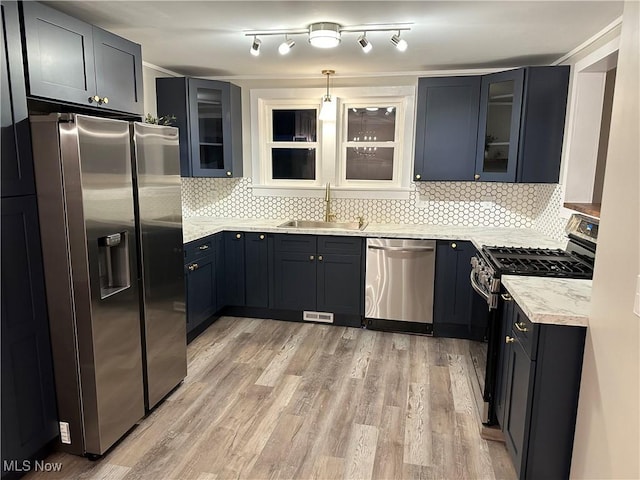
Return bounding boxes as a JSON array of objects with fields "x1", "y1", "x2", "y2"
[{"x1": 365, "y1": 238, "x2": 436, "y2": 334}]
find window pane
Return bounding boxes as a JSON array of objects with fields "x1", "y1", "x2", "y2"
[
  {"x1": 272, "y1": 109, "x2": 317, "y2": 142},
  {"x1": 272, "y1": 148, "x2": 316, "y2": 180},
  {"x1": 347, "y1": 107, "x2": 396, "y2": 142},
  {"x1": 346, "y1": 147, "x2": 394, "y2": 180}
]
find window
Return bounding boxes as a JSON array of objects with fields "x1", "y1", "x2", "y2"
[
  {"x1": 340, "y1": 100, "x2": 404, "y2": 187},
  {"x1": 252, "y1": 86, "x2": 415, "y2": 198},
  {"x1": 260, "y1": 100, "x2": 321, "y2": 185}
]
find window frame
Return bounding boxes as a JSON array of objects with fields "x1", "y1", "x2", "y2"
[
  {"x1": 259, "y1": 98, "x2": 322, "y2": 187},
  {"x1": 339, "y1": 97, "x2": 406, "y2": 188},
  {"x1": 251, "y1": 86, "x2": 416, "y2": 199}
]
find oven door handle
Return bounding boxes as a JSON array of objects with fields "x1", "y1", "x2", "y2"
[{"x1": 470, "y1": 270, "x2": 490, "y2": 302}]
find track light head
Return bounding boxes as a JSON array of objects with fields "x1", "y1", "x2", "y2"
[
  {"x1": 357, "y1": 33, "x2": 372, "y2": 53},
  {"x1": 390, "y1": 31, "x2": 408, "y2": 52},
  {"x1": 278, "y1": 37, "x2": 295, "y2": 55},
  {"x1": 250, "y1": 36, "x2": 262, "y2": 56}
]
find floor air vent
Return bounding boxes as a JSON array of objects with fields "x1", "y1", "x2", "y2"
[{"x1": 303, "y1": 311, "x2": 334, "y2": 324}]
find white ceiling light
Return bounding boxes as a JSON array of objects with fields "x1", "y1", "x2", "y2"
[
  {"x1": 250, "y1": 36, "x2": 261, "y2": 56},
  {"x1": 308, "y1": 22, "x2": 341, "y2": 48},
  {"x1": 278, "y1": 36, "x2": 295, "y2": 55},
  {"x1": 390, "y1": 31, "x2": 408, "y2": 52},
  {"x1": 357, "y1": 33, "x2": 372, "y2": 53},
  {"x1": 244, "y1": 22, "x2": 411, "y2": 56},
  {"x1": 319, "y1": 69, "x2": 336, "y2": 122}
]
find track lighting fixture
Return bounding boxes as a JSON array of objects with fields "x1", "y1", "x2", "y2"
[
  {"x1": 278, "y1": 36, "x2": 295, "y2": 55},
  {"x1": 357, "y1": 33, "x2": 372, "y2": 53},
  {"x1": 245, "y1": 22, "x2": 410, "y2": 56},
  {"x1": 390, "y1": 31, "x2": 408, "y2": 52},
  {"x1": 250, "y1": 36, "x2": 261, "y2": 56}
]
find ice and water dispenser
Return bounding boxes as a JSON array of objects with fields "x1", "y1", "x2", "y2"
[{"x1": 98, "y1": 232, "x2": 131, "y2": 299}]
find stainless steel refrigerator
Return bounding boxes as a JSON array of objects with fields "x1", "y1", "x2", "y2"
[{"x1": 30, "y1": 113, "x2": 186, "y2": 457}]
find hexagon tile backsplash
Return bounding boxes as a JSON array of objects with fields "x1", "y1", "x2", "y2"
[{"x1": 181, "y1": 178, "x2": 568, "y2": 241}]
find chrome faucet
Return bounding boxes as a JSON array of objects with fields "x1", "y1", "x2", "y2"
[{"x1": 324, "y1": 182, "x2": 336, "y2": 222}]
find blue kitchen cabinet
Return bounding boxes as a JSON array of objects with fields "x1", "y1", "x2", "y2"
[
  {"x1": 272, "y1": 234, "x2": 363, "y2": 315},
  {"x1": 497, "y1": 291, "x2": 586, "y2": 479},
  {"x1": 414, "y1": 66, "x2": 569, "y2": 183},
  {"x1": 214, "y1": 232, "x2": 226, "y2": 310},
  {"x1": 224, "y1": 231, "x2": 246, "y2": 306},
  {"x1": 414, "y1": 76, "x2": 481, "y2": 181},
  {"x1": 245, "y1": 232, "x2": 270, "y2": 308},
  {"x1": 21, "y1": 1, "x2": 143, "y2": 115},
  {"x1": 475, "y1": 66, "x2": 569, "y2": 183},
  {"x1": 1, "y1": 196, "x2": 58, "y2": 475},
  {"x1": 156, "y1": 77, "x2": 243, "y2": 178},
  {"x1": 433, "y1": 240, "x2": 488, "y2": 340},
  {"x1": 1, "y1": 3, "x2": 58, "y2": 473},
  {"x1": 184, "y1": 237, "x2": 217, "y2": 333}
]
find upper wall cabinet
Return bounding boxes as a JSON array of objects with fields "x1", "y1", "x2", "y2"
[
  {"x1": 156, "y1": 77, "x2": 243, "y2": 178},
  {"x1": 414, "y1": 76, "x2": 481, "y2": 181},
  {"x1": 21, "y1": 2, "x2": 143, "y2": 115},
  {"x1": 475, "y1": 66, "x2": 569, "y2": 183},
  {"x1": 415, "y1": 66, "x2": 569, "y2": 183}
]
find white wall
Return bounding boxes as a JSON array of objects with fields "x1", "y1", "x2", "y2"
[{"x1": 570, "y1": 2, "x2": 640, "y2": 478}]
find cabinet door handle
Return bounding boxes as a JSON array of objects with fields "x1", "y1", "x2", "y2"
[
  {"x1": 514, "y1": 322, "x2": 528, "y2": 333},
  {"x1": 188, "y1": 263, "x2": 199, "y2": 271},
  {"x1": 226, "y1": 171, "x2": 232, "y2": 177},
  {"x1": 318, "y1": 255, "x2": 323, "y2": 261},
  {"x1": 259, "y1": 234, "x2": 265, "y2": 240},
  {"x1": 501, "y1": 293, "x2": 512, "y2": 301},
  {"x1": 236, "y1": 233, "x2": 242, "y2": 239},
  {"x1": 505, "y1": 336, "x2": 515, "y2": 344},
  {"x1": 474, "y1": 174, "x2": 481, "y2": 180},
  {"x1": 415, "y1": 174, "x2": 421, "y2": 180},
  {"x1": 102, "y1": 97, "x2": 109, "y2": 105},
  {"x1": 198, "y1": 244, "x2": 209, "y2": 251},
  {"x1": 88, "y1": 95, "x2": 100, "y2": 104},
  {"x1": 309, "y1": 255, "x2": 315, "y2": 261},
  {"x1": 451, "y1": 242, "x2": 457, "y2": 249}
]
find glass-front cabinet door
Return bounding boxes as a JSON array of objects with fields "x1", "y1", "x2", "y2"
[
  {"x1": 187, "y1": 79, "x2": 242, "y2": 178},
  {"x1": 475, "y1": 69, "x2": 524, "y2": 182}
]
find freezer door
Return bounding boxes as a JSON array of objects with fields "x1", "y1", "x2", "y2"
[{"x1": 132, "y1": 122, "x2": 187, "y2": 409}]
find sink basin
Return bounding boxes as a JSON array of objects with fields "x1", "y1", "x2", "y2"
[{"x1": 277, "y1": 220, "x2": 367, "y2": 231}]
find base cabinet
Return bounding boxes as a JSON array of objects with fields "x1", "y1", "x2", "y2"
[
  {"x1": 184, "y1": 236, "x2": 217, "y2": 333},
  {"x1": 272, "y1": 235, "x2": 363, "y2": 315},
  {"x1": 433, "y1": 240, "x2": 488, "y2": 340},
  {"x1": 496, "y1": 291, "x2": 586, "y2": 479}
]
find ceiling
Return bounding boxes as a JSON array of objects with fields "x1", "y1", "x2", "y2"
[{"x1": 45, "y1": 1, "x2": 624, "y2": 79}]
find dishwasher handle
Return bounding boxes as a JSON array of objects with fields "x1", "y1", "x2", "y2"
[{"x1": 368, "y1": 245, "x2": 435, "y2": 253}]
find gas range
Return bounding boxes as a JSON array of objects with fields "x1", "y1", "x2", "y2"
[{"x1": 470, "y1": 214, "x2": 597, "y2": 310}]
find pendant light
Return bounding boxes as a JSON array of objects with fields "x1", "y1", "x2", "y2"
[{"x1": 319, "y1": 69, "x2": 336, "y2": 122}]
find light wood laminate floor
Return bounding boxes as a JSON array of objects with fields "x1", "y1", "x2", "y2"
[{"x1": 25, "y1": 317, "x2": 516, "y2": 480}]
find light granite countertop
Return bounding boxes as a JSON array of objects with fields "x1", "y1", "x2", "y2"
[
  {"x1": 183, "y1": 216, "x2": 564, "y2": 250},
  {"x1": 182, "y1": 216, "x2": 591, "y2": 328},
  {"x1": 502, "y1": 275, "x2": 592, "y2": 327}
]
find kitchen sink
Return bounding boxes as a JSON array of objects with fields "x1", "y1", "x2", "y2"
[{"x1": 277, "y1": 220, "x2": 367, "y2": 230}]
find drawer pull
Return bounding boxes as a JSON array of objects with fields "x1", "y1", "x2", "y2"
[
  {"x1": 188, "y1": 263, "x2": 199, "y2": 271},
  {"x1": 259, "y1": 234, "x2": 265, "y2": 240},
  {"x1": 514, "y1": 321, "x2": 529, "y2": 333},
  {"x1": 198, "y1": 244, "x2": 209, "y2": 251},
  {"x1": 309, "y1": 255, "x2": 315, "y2": 261},
  {"x1": 505, "y1": 336, "x2": 515, "y2": 344},
  {"x1": 501, "y1": 293, "x2": 512, "y2": 302},
  {"x1": 318, "y1": 255, "x2": 323, "y2": 261},
  {"x1": 236, "y1": 233, "x2": 242, "y2": 239},
  {"x1": 451, "y1": 242, "x2": 457, "y2": 249}
]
